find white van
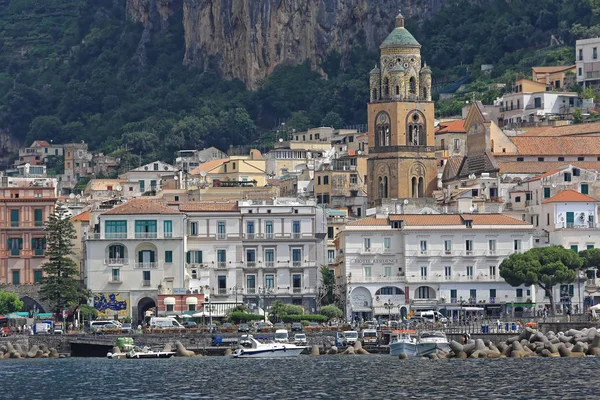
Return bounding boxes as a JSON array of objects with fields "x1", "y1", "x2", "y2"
[
  {"x1": 345, "y1": 330, "x2": 359, "y2": 345},
  {"x1": 419, "y1": 311, "x2": 448, "y2": 323},
  {"x1": 274, "y1": 329, "x2": 289, "y2": 343},
  {"x1": 90, "y1": 320, "x2": 121, "y2": 332},
  {"x1": 149, "y1": 317, "x2": 185, "y2": 330}
]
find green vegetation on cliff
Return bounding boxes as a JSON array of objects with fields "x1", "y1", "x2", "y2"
[{"x1": 0, "y1": 0, "x2": 599, "y2": 164}]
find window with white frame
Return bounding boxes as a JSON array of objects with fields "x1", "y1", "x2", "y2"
[
  {"x1": 420, "y1": 266, "x2": 427, "y2": 279},
  {"x1": 364, "y1": 238, "x2": 371, "y2": 251},
  {"x1": 488, "y1": 239, "x2": 496, "y2": 253},
  {"x1": 489, "y1": 265, "x2": 497, "y2": 278},
  {"x1": 465, "y1": 240, "x2": 473, "y2": 254},
  {"x1": 384, "y1": 266, "x2": 392, "y2": 277},
  {"x1": 514, "y1": 239, "x2": 522, "y2": 252},
  {"x1": 466, "y1": 266, "x2": 474, "y2": 278},
  {"x1": 364, "y1": 266, "x2": 371, "y2": 278},
  {"x1": 444, "y1": 266, "x2": 452, "y2": 279},
  {"x1": 384, "y1": 237, "x2": 391, "y2": 250},
  {"x1": 420, "y1": 240, "x2": 427, "y2": 254},
  {"x1": 444, "y1": 240, "x2": 452, "y2": 254}
]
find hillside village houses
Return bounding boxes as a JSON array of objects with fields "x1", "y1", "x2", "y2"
[{"x1": 4, "y1": 12, "x2": 600, "y2": 323}]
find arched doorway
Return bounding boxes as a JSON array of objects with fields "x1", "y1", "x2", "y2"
[
  {"x1": 20, "y1": 296, "x2": 45, "y2": 314},
  {"x1": 399, "y1": 306, "x2": 408, "y2": 318},
  {"x1": 137, "y1": 297, "x2": 156, "y2": 326}
]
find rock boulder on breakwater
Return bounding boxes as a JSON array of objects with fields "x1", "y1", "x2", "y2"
[
  {"x1": 175, "y1": 341, "x2": 195, "y2": 357},
  {"x1": 440, "y1": 326, "x2": 600, "y2": 359}
]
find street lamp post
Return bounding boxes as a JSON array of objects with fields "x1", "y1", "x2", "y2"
[{"x1": 231, "y1": 286, "x2": 241, "y2": 306}]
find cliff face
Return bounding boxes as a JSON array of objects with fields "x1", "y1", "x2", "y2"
[{"x1": 127, "y1": 0, "x2": 449, "y2": 89}]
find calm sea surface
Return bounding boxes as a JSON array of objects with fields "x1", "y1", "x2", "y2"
[{"x1": 0, "y1": 355, "x2": 597, "y2": 399}]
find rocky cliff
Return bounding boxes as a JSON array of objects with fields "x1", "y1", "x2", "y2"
[{"x1": 127, "y1": 0, "x2": 449, "y2": 89}]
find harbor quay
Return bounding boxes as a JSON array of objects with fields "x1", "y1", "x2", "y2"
[{"x1": 2, "y1": 322, "x2": 600, "y2": 358}]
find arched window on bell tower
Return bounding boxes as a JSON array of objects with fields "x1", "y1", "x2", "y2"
[
  {"x1": 383, "y1": 77, "x2": 389, "y2": 98},
  {"x1": 378, "y1": 176, "x2": 388, "y2": 199},
  {"x1": 407, "y1": 112, "x2": 426, "y2": 147},
  {"x1": 375, "y1": 112, "x2": 391, "y2": 148},
  {"x1": 411, "y1": 177, "x2": 418, "y2": 198},
  {"x1": 409, "y1": 77, "x2": 417, "y2": 96}
]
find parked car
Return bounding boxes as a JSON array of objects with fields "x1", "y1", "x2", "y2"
[
  {"x1": 222, "y1": 322, "x2": 235, "y2": 332},
  {"x1": 291, "y1": 322, "x2": 303, "y2": 332},
  {"x1": 294, "y1": 333, "x2": 308, "y2": 346},
  {"x1": 120, "y1": 323, "x2": 133, "y2": 333},
  {"x1": 334, "y1": 331, "x2": 347, "y2": 347},
  {"x1": 257, "y1": 322, "x2": 272, "y2": 332},
  {"x1": 182, "y1": 321, "x2": 197, "y2": 329},
  {"x1": 274, "y1": 329, "x2": 289, "y2": 343},
  {"x1": 238, "y1": 323, "x2": 250, "y2": 332},
  {"x1": 274, "y1": 322, "x2": 286, "y2": 330}
]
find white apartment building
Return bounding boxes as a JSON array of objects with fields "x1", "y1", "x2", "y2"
[
  {"x1": 576, "y1": 37, "x2": 600, "y2": 89},
  {"x1": 86, "y1": 199, "x2": 185, "y2": 324},
  {"x1": 120, "y1": 161, "x2": 178, "y2": 193},
  {"x1": 181, "y1": 198, "x2": 327, "y2": 314},
  {"x1": 340, "y1": 213, "x2": 537, "y2": 321}
]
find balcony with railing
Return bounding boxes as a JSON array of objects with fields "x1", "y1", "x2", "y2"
[
  {"x1": 246, "y1": 287, "x2": 256, "y2": 294},
  {"x1": 104, "y1": 258, "x2": 128, "y2": 266},
  {"x1": 217, "y1": 288, "x2": 227, "y2": 295},
  {"x1": 265, "y1": 261, "x2": 275, "y2": 268},
  {"x1": 292, "y1": 287, "x2": 302, "y2": 294},
  {"x1": 557, "y1": 221, "x2": 597, "y2": 230},
  {"x1": 217, "y1": 261, "x2": 228, "y2": 269},
  {"x1": 142, "y1": 280, "x2": 151, "y2": 287},
  {"x1": 408, "y1": 273, "x2": 503, "y2": 283},
  {"x1": 135, "y1": 232, "x2": 158, "y2": 239},
  {"x1": 351, "y1": 275, "x2": 405, "y2": 284},
  {"x1": 246, "y1": 261, "x2": 257, "y2": 268},
  {"x1": 134, "y1": 262, "x2": 159, "y2": 269}
]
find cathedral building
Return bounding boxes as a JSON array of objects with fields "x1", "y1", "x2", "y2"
[{"x1": 367, "y1": 13, "x2": 437, "y2": 206}]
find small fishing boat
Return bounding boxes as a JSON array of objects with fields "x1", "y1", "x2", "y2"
[
  {"x1": 232, "y1": 336, "x2": 305, "y2": 358},
  {"x1": 125, "y1": 346, "x2": 175, "y2": 359},
  {"x1": 417, "y1": 331, "x2": 450, "y2": 356},
  {"x1": 389, "y1": 330, "x2": 418, "y2": 357}
]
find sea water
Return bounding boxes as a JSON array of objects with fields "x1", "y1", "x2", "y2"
[{"x1": 0, "y1": 355, "x2": 596, "y2": 399}]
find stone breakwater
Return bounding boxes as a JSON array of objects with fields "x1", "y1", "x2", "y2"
[
  {"x1": 417, "y1": 326, "x2": 600, "y2": 360},
  {"x1": 0, "y1": 341, "x2": 60, "y2": 359}
]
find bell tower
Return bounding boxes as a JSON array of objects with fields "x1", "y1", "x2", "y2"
[{"x1": 367, "y1": 12, "x2": 436, "y2": 206}]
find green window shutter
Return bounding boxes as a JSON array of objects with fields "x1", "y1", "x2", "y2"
[
  {"x1": 165, "y1": 251, "x2": 173, "y2": 263},
  {"x1": 569, "y1": 285, "x2": 574, "y2": 297},
  {"x1": 186, "y1": 252, "x2": 190, "y2": 263},
  {"x1": 581, "y1": 184, "x2": 589, "y2": 195},
  {"x1": 198, "y1": 251, "x2": 202, "y2": 263},
  {"x1": 149, "y1": 251, "x2": 155, "y2": 262},
  {"x1": 138, "y1": 252, "x2": 143, "y2": 263}
]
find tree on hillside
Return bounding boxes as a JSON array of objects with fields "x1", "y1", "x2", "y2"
[
  {"x1": 321, "y1": 111, "x2": 343, "y2": 129},
  {"x1": 500, "y1": 246, "x2": 581, "y2": 315},
  {"x1": 0, "y1": 291, "x2": 24, "y2": 314},
  {"x1": 39, "y1": 204, "x2": 89, "y2": 319}
]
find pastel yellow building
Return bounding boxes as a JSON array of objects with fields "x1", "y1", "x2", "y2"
[{"x1": 190, "y1": 150, "x2": 268, "y2": 187}]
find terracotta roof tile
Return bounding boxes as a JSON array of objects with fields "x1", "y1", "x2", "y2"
[
  {"x1": 498, "y1": 161, "x2": 600, "y2": 174},
  {"x1": 543, "y1": 189, "x2": 599, "y2": 204},
  {"x1": 505, "y1": 136, "x2": 600, "y2": 155},
  {"x1": 525, "y1": 168, "x2": 562, "y2": 182},
  {"x1": 531, "y1": 65, "x2": 575, "y2": 74},
  {"x1": 189, "y1": 159, "x2": 228, "y2": 175},
  {"x1": 389, "y1": 214, "x2": 528, "y2": 226},
  {"x1": 32, "y1": 140, "x2": 50, "y2": 147},
  {"x1": 178, "y1": 201, "x2": 239, "y2": 212},
  {"x1": 517, "y1": 122, "x2": 600, "y2": 137},
  {"x1": 71, "y1": 211, "x2": 90, "y2": 222},
  {"x1": 346, "y1": 217, "x2": 389, "y2": 226},
  {"x1": 436, "y1": 120, "x2": 466, "y2": 134},
  {"x1": 103, "y1": 199, "x2": 180, "y2": 215}
]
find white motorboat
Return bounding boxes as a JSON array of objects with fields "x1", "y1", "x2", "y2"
[
  {"x1": 416, "y1": 331, "x2": 450, "y2": 356},
  {"x1": 389, "y1": 331, "x2": 418, "y2": 357},
  {"x1": 232, "y1": 337, "x2": 306, "y2": 358},
  {"x1": 108, "y1": 346, "x2": 175, "y2": 359}
]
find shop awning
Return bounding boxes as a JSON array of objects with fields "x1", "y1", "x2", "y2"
[
  {"x1": 351, "y1": 306, "x2": 372, "y2": 313},
  {"x1": 186, "y1": 297, "x2": 198, "y2": 305},
  {"x1": 163, "y1": 297, "x2": 176, "y2": 306}
]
